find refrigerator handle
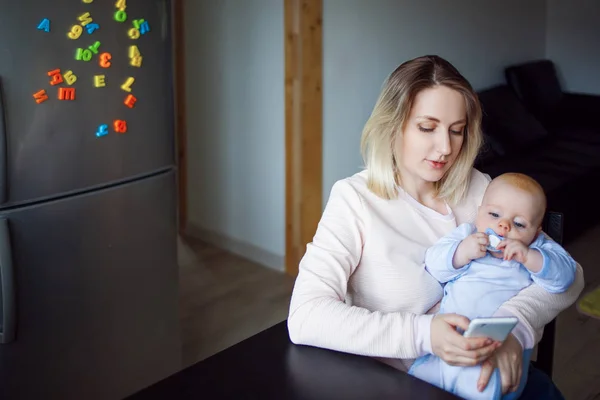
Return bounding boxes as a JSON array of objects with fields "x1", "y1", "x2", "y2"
[
  {"x1": 0, "y1": 218, "x2": 15, "y2": 344},
  {"x1": 0, "y1": 77, "x2": 7, "y2": 203}
]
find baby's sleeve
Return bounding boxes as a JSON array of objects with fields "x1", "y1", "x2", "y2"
[
  {"x1": 425, "y1": 223, "x2": 475, "y2": 283},
  {"x1": 529, "y1": 234, "x2": 577, "y2": 293}
]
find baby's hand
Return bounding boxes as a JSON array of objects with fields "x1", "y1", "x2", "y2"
[
  {"x1": 454, "y1": 233, "x2": 489, "y2": 267},
  {"x1": 496, "y1": 239, "x2": 530, "y2": 263}
]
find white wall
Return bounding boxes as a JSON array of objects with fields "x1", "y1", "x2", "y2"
[
  {"x1": 184, "y1": 0, "x2": 285, "y2": 270},
  {"x1": 322, "y1": 0, "x2": 547, "y2": 205},
  {"x1": 183, "y1": 0, "x2": 562, "y2": 271},
  {"x1": 546, "y1": 0, "x2": 600, "y2": 95}
]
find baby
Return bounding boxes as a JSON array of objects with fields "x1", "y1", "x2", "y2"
[{"x1": 409, "y1": 172, "x2": 576, "y2": 400}]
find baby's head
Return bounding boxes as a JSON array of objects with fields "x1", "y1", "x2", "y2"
[{"x1": 475, "y1": 173, "x2": 546, "y2": 246}]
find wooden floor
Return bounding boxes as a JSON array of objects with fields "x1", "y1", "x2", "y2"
[
  {"x1": 179, "y1": 224, "x2": 600, "y2": 400},
  {"x1": 178, "y1": 236, "x2": 295, "y2": 368},
  {"x1": 554, "y1": 224, "x2": 600, "y2": 400}
]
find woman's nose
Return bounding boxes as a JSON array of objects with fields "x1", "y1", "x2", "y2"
[{"x1": 436, "y1": 132, "x2": 451, "y2": 156}]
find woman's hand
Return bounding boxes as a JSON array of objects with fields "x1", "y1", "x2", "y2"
[
  {"x1": 431, "y1": 314, "x2": 501, "y2": 366},
  {"x1": 477, "y1": 334, "x2": 523, "y2": 394}
]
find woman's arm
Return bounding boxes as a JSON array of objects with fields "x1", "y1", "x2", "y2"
[
  {"x1": 290, "y1": 178, "x2": 502, "y2": 364},
  {"x1": 493, "y1": 263, "x2": 584, "y2": 349},
  {"x1": 287, "y1": 180, "x2": 433, "y2": 359}
]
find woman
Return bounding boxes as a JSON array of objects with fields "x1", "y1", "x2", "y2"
[{"x1": 287, "y1": 55, "x2": 584, "y2": 398}]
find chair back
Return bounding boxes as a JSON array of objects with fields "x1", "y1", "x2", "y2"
[{"x1": 535, "y1": 211, "x2": 564, "y2": 377}]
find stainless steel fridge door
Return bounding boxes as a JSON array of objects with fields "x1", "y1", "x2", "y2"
[
  {"x1": 0, "y1": 170, "x2": 181, "y2": 400},
  {"x1": 0, "y1": 0, "x2": 174, "y2": 207}
]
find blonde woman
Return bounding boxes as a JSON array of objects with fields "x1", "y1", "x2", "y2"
[{"x1": 287, "y1": 55, "x2": 583, "y2": 399}]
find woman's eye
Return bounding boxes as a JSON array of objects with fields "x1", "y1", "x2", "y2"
[
  {"x1": 450, "y1": 128, "x2": 464, "y2": 135},
  {"x1": 489, "y1": 212, "x2": 499, "y2": 218},
  {"x1": 418, "y1": 126, "x2": 434, "y2": 133}
]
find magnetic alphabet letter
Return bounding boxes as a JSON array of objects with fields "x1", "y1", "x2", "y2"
[
  {"x1": 140, "y1": 21, "x2": 150, "y2": 35},
  {"x1": 33, "y1": 90, "x2": 48, "y2": 104},
  {"x1": 76, "y1": 48, "x2": 92, "y2": 61},
  {"x1": 114, "y1": 120, "x2": 127, "y2": 133},
  {"x1": 63, "y1": 70, "x2": 77, "y2": 85},
  {"x1": 128, "y1": 45, "x2": 140, "y2": 59},
  {"x1": 96, "y1": 124, "x2": 109, "y2": 137},
  {"x1": 86, "y1": 23, "x2": 99, "y2": 34},
  {"x1": 94, "y1": 75, "x2": 106, "y2": 87},
  {"x1": 121, "y1": 77, "x2": 135, "y2": 92},
  {"x1": 114, "y1": 10, "x2": 127, "y2": 22},
  {"x1": 37, "y1": 18, "x2": 50, "y2": 32},
  {"x1": 128, "y1": 28, "x2": 140, "y2": 39},
  {"x1": 58, "y1": 87, "x2": 76, "y2": 100},
  {"x1": 99, "y1": 52, "x2": 112, "y2": 68},
  {"x1": 130, "y1": 56, "x2": 142, "y2": 67},
  {"x1": 48, "y1": 69, "x2": 63, "y2": 86},
  {"x1": 78, "y1": 12, "x2": 93, "y2": 26},
  {"x1": 115, "y1": 0, "x2": 127, "y2": 9},
  {"x1": 124, "y1": 94, "x2": 137, "y2": 108},
  {"x1": 68, "y1": 25, "x2": 83, "y2": 39},
  {"x1": 88, "y1": 41, "x2": 101, "y2": 54}
]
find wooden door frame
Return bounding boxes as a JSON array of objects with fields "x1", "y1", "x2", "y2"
[
  {"x1": 284, "y1": 0, "x2": 323, "y2": 276},
  {"x1": 173, "y1": 0, "x2": 323, "y2": 275},
  {"x1": 173, "y1": 0, "x2": 187, "y2": 234}
]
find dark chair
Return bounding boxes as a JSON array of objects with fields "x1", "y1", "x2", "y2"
[
  {"x1": 476, "y1": 83, "x2": 600, "y2": 246},
  {"x1": 505, "y1": 59, "x2": 600, "y2": 131},
  {"x1": 533, "y1": 211, "x2": 564, "y2": 378}
]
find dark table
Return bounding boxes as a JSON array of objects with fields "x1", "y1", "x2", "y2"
[{"x1": 128, "y1": 321, "x2": 458, "y2": 399}]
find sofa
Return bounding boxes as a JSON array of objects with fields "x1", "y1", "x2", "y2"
[{"x1": 474, "y1": 60, "x2": 600, "y2": 244}]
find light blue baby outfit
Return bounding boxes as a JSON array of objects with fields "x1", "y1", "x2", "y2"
[{"x1": 409, "y1": 223, "x2": 576, "y2": 400}]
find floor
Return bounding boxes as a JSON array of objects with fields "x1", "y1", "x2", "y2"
[
  {"x1": 553, "y1": 224, "x2": 600, "y2": 400},
  {"x1": 177, "y1": 236, "x2": 295, "y2": 368},
  {"x1": 178, "y1": 224, "x2": 600, "y2": 400}
]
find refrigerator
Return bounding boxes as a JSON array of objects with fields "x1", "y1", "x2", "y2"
[{"x1": 0, "y1": 0, "x2": 181, "y2": 399}]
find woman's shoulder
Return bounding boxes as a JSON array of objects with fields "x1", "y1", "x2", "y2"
[
  {"x1": 467, "y1": 168, "x2": 492, "y2": 196},
  {"x1": 328, "y1": 170, "x2": 369, "y2": 197},
  {"x1": 328, "y1": 170, "x2": 395, "y2": 204},
  {"x1": 325, "y1": 171, "x2": 367, "y2": 209},
  {"x1": 453, "y1": 168, "x2": 492, "y2": 224},
  {"x1": 325, "y1": 170, "x2": 393, "y2": 218}
]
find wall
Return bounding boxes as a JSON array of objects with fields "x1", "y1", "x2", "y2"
[
  {"x1": 184, "y1": 0, "x2": 285, "y2": 270},
  {"x1": 546, "y1": 0, "x2": 600, "y2": 95},
  {"x1": 322, "y1": 0, "x2": 547, "y2": 205},
  {"x1": 183, "y1": 0, "x2": 555, "y2": 271}
]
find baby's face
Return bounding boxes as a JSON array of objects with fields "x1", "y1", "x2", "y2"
[{"x1": 475, "y1": 182, "x2": 542, "y2": 246}]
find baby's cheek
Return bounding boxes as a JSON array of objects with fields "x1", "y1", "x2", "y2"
[{"x1": 474, "y1": 217, "x2": 488, "y2": 233}]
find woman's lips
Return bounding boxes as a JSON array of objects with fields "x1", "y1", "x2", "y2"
[{"x1": 427, "y1": 160, "x2": 447, "y2": 169}]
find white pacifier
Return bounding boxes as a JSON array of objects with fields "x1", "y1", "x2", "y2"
[{"x1": 485, "y1": 228, "x2": 503, "y2": 252}]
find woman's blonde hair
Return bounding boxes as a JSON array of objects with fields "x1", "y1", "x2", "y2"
[{"x1": 360, "y1": 55, "x2": 483, "y2": 205}]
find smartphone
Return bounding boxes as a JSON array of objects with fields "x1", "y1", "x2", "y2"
[{"x1": 463, "y1": 317, "x2": 518, "y2": 342}]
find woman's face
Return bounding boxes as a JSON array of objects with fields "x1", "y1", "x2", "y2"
[{"x1": 396, "y1": 86, "x2": 466, "y2": 185}]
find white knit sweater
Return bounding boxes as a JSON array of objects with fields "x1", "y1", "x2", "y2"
[{"x1": 288, "y1": 168, "x2": 584, "y2": 370}]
